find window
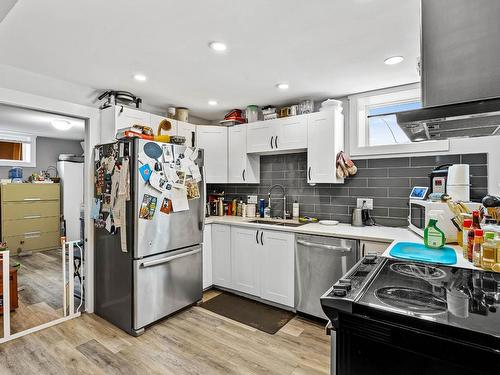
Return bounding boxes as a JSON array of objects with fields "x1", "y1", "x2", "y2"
[
  {"x1": 0, "y1": 132, "x2": 36, "y2": 167},
  {"x1": 348, "y1": 84, "x2": 449, "y2": 156},
  {"x1": 367, "y1": 101, "x2": 422, "y2": 146}
]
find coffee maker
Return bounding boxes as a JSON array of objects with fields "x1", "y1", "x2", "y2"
[{"x1": 361, "y1": 201, "x2": 375, "y2": 226}]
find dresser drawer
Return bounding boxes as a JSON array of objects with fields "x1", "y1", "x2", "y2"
[
  {"x1": 1, "y1": 183, "x2": 60, "y2": 202},
  {"x1": 2, "y1": 217, "x2": 60, "y2": 237},
  {"x1": 3, "y1": 231, "x2": 60, "y2": 253},
  {"x1": 1, "y1": 201, "x2": 60, "y2": 220}
]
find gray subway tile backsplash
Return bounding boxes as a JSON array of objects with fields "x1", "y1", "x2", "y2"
[{"x1": 208, "y1": 152, "x2": 488, "y2": 228}]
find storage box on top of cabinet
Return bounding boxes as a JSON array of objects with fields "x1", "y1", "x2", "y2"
[{"x1": 0, "y1": 183, "x2": 61, "y2": 255}]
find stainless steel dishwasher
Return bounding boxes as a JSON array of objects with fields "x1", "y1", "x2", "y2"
[{"x1": 295, "y1": 234, "x2": 359, "y2": 319}]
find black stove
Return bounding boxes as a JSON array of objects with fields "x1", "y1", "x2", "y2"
[{"x1": 321, "y1": 256, "x2": 500, "y2": 375}]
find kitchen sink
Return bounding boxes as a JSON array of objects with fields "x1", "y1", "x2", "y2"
[{"x1": 248, "y1": 219, "x2": 305, "y2": 227}]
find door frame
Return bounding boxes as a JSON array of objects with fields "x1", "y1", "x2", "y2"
[{"x1": 0, "y1": 87, "x2": 100, "y2": 320}]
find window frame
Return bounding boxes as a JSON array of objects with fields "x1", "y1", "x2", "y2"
[
  {"x1": 348, "y1": 84, "x2": 449, "y2": 157},
  {"x1": 0, "y1": 131, "x2": 37, "y2": 167}
]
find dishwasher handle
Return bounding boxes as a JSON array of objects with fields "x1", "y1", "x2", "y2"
[
  {"x1": 296, "y1": 239, "x2": 351, "y2": 253},
  {"x1": 140, "y1": 248, "x2": 201, "y2": 268}
]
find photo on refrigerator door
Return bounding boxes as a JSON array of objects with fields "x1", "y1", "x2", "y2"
[{"x1": 139, "y1": 194, "x2": 157, "y2": 220}]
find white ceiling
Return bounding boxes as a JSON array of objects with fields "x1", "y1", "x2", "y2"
[
  {"x1": 0, "y1": 104, "x2": 85, "y2": 140},
  {"x1": 0, "y1": 0, "x2": 420, "y2": 120}
]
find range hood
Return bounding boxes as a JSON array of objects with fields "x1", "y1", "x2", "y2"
[
  {"x1": 396, "y1": 0, "x2": 500, "y2": 142},
  {"x1": 396, "y1": 98, "x2": 500, "y2": 141}
]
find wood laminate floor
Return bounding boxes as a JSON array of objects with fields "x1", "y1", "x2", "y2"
[
  {"x1": 0, "y1": 290, "x2": 330, "y2": 375},
  {"x1": 1, "y1": 249, "x2": 82, "y2": 336}
]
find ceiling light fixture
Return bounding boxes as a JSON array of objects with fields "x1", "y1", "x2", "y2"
[
  {"x1": 208, "y1": 41, "x2": 227, "y2": 52},
  {"x1": 208, "y1": 100, "x2": 218, "y2": 106},
  {"x1": 276, "y1": 83, "x2": 289, "y2": 90},
  {"x1": 133, "y1": 73, "x2": 147, "y2": 81},
  {"x1": 52, "y1": 119, "x2": 73, "y2": 131},
  {"x1": 384, "y1": 56, "x2": 404, "y2": 65}
]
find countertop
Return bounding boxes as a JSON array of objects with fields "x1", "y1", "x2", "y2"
[{"x1": 205, "y1": 215, "x2": 481, "y2": 271}]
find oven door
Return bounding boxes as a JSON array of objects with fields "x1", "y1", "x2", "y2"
[
  {"x1": 408, "y1": 202, "x2": 426, "y2": 236},
  {"x1": 133, "y1": 245, "x2": 202, "y2": 330},
  {"x1": 336, "y1": 311, "x2": 498, "y2": 375}
]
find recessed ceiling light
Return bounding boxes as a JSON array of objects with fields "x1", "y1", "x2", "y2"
[
  {"x1": 384, "y1": 56, "x2": 404, "y2": 65},
  {"x1": 52, "y1": 119, "x2": 73, "y2": 131},
  {"x1": 276, "y1": 83, "x2": 289, "y2": 90},
  {"x1": 133, "y1": 73, "x2": 147, "y2": 81},
  {"x1": 208, "y1": 41, "x2": 227, "y2": 52},
  {"x1": 208, "y1": 100, "x2": 218, "y2": 106}
]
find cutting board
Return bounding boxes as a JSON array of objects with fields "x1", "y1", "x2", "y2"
[{"x1": 389, "y1": 242, "x2": 457, "y2": 265}]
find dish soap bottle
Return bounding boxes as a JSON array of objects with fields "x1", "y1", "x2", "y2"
[{"x1": 424, "y1": 212, "x2": 446, "y2": 249}]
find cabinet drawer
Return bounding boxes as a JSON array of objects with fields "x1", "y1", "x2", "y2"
[
  {"x1": 1, "y1": 201, "x2": 60, "y2": 220},
  {"x1": 4, "y1": 231, "x2": 60, "y2": 253},
  {"x1": 1, "y1": 183, "x2": 60, "y2": 202},
  {"x1": 2, "y1": 217, "x2": 60, "y2": 237}
]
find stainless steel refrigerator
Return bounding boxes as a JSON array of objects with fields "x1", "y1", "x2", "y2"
[{"x1": 94, "y1": 138, "x2": 205, "y2": 336}]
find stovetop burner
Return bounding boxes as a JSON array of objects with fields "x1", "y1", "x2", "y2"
[
  {"x1": 375, "y1": 286, "x2": 448, "y2": 315},
  {"x1": 390, "y1": 262, "x2": 447, "y2": 280}
]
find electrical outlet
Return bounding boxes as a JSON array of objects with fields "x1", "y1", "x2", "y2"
[
  {"x1": 357, "y1": 198, "x2": 373, "y2": 209},
  {"x1": 247, "y1": 195, "x2": 258, "y2": 204}
]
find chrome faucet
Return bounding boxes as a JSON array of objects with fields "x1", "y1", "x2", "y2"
[{"x1": 268, "y1": 184, "x2": 287, "y2": 219}]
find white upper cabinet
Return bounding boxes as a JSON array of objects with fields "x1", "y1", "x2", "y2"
[
  {"x1": 196, "y1": 125, "x2": 228, "y2": 184},
  {"x1": 228, "y1": 125, "x2": 260, "y2": 183},
  {"x1": 307, "y1": 110, "x2": 344, "y2": 184},
  {"x1": 274, "y1": 115, "x2": 308, "y2": 151},
  {"x1": 150, "y1": 114, "x2": 178, "y2": 137},
  {"x1": 260, "y1": 230, "x2": 295, "y2": 307},
  {"x1": 101, "y1": 106, "x2": 151, "y2": 143},
  {"x1": 246, "y1": 115, "x2": 307, "y2": 154},
  {"x1": 246, "y1": 121, "x2": 275, "y2": 153},
  {"x1": 230, "y1": 226, "x2": 261, "y2": 296},
  {"x1": 177, "y1": 121, "x2": 197, "y2": 148}
]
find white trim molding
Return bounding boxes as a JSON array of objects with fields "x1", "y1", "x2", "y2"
[
  {"x1": 348, "y1": 83, "x2": 449, "y2": 157},
  {"x1": 0, "y1": 130, "x2": 37, "y2": 167}
]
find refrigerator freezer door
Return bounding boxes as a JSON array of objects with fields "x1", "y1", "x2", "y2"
[
  {"x1": 135, "y1": 140, "x2": 205, "y2": 259},
  {"x1": 133, "y1": 244, "x2": 202, "y2": 330}
]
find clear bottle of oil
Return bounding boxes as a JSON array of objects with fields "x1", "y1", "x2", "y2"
[{"x1": 481, "y1": 232, "x2": 497, "y2": 270}]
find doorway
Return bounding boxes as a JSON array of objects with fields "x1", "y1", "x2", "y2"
[{"x1": 0, "y1": 103, "x2": 86, "y2": 340}]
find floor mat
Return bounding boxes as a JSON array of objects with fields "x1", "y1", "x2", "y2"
[{"x1": 199, "y1": 292, "x2": 295, "y2": 334}]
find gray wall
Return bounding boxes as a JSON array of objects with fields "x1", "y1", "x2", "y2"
[
  {"x1": 0, "y1": 137, "x2": 83, "y2": 179},
  {"x1": 208, "y1": 152, "x2": 488, "y2": 227}
]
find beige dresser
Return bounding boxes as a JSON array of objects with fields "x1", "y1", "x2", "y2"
[{"x1": 0, "y1": 183, "x2": 61, "y2": 255}]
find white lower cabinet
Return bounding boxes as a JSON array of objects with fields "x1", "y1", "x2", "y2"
[
  {"x1": 260, "y1": 230, "x2": 295, "y2": 307},
  {"x1": 202, "y1": 224, "x2": 213, "y2": 289},
  {"x1": 212, "y1": 224, "x2": 232, "y2": 288},
  {"x1": 214, "y1": 225, "x2": 295, "y2": 308},
  {"x1": 230, "y1": 226, "x2": 261, "y2": 296}
]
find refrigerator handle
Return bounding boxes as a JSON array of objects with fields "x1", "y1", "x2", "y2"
[{"x1": 140, "y1": 248, "x2": 202, "y2": 268}]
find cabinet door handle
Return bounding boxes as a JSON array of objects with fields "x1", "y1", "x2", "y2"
[
  {"x1": 275, "y1": 136, "x2": 278, "y2": 149},
  {"x1": 242, "y1": 169, "x2": 246, "y2": 182},
  {"x1": 308, "y1": 166, "x2": 312, "y2": 181},
  {"x1": 23, "y1": 215, "x2": 41, "y2": 219},
  {"x1": 260, "y1": 231, "x2": 264, "y2": 246},
  {"x1": 270, "y1": 136, "x2": 274, "y2": 149},
  {"x1": 23, "y1": 198, "x2": 41, "y2": 201},
  {"x1": 256, "y1": 230, "x2": 259, "y2": 244}
]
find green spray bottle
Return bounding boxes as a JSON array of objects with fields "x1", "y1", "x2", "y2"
[{"x1": 424, "y1": 211, "x2": 446, "y2": 249}]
